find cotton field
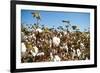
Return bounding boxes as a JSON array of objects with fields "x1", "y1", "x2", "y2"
[{"x1": 21, "y1": 26, "x2": 90, "y2": 63}]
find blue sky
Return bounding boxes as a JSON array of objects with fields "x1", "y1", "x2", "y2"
[{"x1": 21, "y1": 10, "x2": 90, "y2": 31}]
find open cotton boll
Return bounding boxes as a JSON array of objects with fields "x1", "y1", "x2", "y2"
[
  {"x1": 28, "y1": 33, "x2": 36, "y2": 40},
  {"x1": 31, "y1": 46, "x2": 39, "y2": 56},
  {"x1": 21, "y1": 43, "x2": 27, "y2": 53},
  {"x1": 36, "y1": 28, "x2": 43, "y2": 33},
  {"x1": 31, "y1": 33, "x2": 36, "y2": 40},
  {"x1": 77, "y1": 49, "x2": 81, "y2": 57},
  {"x1": 50, "y1": 52, "x2": 54, "y2": 61},
  {"x1": 54, "y1": 55, "x2": 61, "y2": 62},
  {"x1": 32, "y1": 33, "x2": 35, "y2": 37},
  {"x1": 49, "y1": 39, "x2": 52, "y2": 48},
  {"x1": 37, "y1": 52, "x2": 45, "y2": 56},
  {"x1": 52, "y1": 37, "x2": 60, "y2": 47},
  {"x1": 33, "y1": 46, "x2": 38, "y2": 53},
  {"x1": 31, "y1": 50, "x2": 37, "y2": 57},
  {"x1": 63, "y1": 31, "x2": 67, "y2": 35},
  {"x1": 86, "y1": 57, "x2": 89, "y2": 60}
]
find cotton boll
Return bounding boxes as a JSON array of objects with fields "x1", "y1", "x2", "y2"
[
  {"x1": 71, "y1": 47, "x2": 73, "y2": 50},
  {"x1": 52, "y1": 37, "x2": 60, "y2": 47},
  {"x1": 31, "y1": 46, "x2": 39, "y2": 57},
  {"x1": 86, "y1": 57, "x2": 89, "y2": 60},
  {"x1": 37, "y1": 52, "x2": 45, "y2": 56},
  {"x1": 63, "y1": 31, "x2": 67, "y2": 36},
  {"x1": 36, "y1": 28, "x2": 43, "y2": 33},
  {"x1": 59, "y1": 33, "x2": 62, "y2": 38},
  {"x1": 28, "y1": 33, "x2": 35, "y2": 39},
  {"x1": 74, "y1": 36, "x2": 76, "y2": 39},
  {"x1": 54, "y1": 55, "x2": 61, "y2": 62},
  {"x1": 21, "y1": 43, "x2": 27, "y2": 53},
  {"x1": 31, "y1": 50, "x2": 37, "y2": 57},
  {"x1": 50, "y1": 52, "x2": 61, "y2": 62},
  {"x1": 50, "y1": 52, "x2": 54, "y2": 61},
  {"x1": 77, "y1": 49, "x2": 81, "y2": 57},
  {"x1": 32, "y1": 33, "x2": 35, "y2": 37},
  {"x1": 49, "y1": 39, "x2": 52, "y2": 48},
  {"x1": 33, "y1": 46, "x2": 38, "y2": 54},
  {"x1": 32, "y1": 33, "x2": 36, "y2": 40}
]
